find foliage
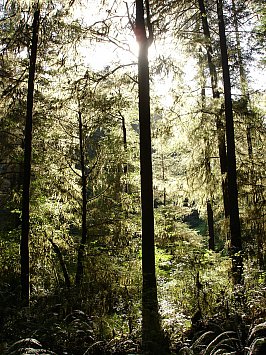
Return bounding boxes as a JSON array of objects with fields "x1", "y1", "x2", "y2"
[
  {"x1": 178, "y1": 320, "x2": 266, "y2": 355},
  {"x1": 5, "y1": 338, "x2": 56, "y2": 355}
]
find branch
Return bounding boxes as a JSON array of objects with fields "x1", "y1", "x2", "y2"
[
  {"x1": 85, "y1": 155, "x2": 100, "y2": 177},
  {"x1": 48, "y1": 235, "x2": 71, "y2": 288},
  {"x1": 125, "y1": 1, "x2": 135, "y2": 32},
  {"x1": 66, "y1": 160, "x2": 82, "y2": 178},
  {"x1": 87, "y1": 186, "x2": 110, "y2": 203},
  {"x1": 1, "y1": 69, "x2": 28, "y2": 98},
  {"x1": 96, "y1": 62, "x2": 137, "y2": 83},
  {"x1": 125, "y1": 73, "x2": 138, "y2": 84},
  {"x1": 145, "y1": 0, "x2": 153, "y2": 45}
]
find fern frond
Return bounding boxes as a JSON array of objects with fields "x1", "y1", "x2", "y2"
[
  {"x1": 191, "y1": 330, "x2": 215, "y2": 351},
  {"x1": 6, "y1": 338, "x2": 42, "y2": 354},
  {"x1": 83, "y1": 340, "x2": 106, "y2": 355},
  {"x1": 204, "y1": 331, "x2": 237, "y2": 355},
  {"x1": 9, "y1": 348, "x2": 57, "y2": 354},
  {"x1": 212, "y1": 351, "x2": 237, "y2": 355},
  {"x1": 248, "y1": 322, "x2": 266, "y2": 344},
  {"x1": 210, "y1": 337, "x2": 240, "y2": 355},
  {"x1": 178, "y1": 346, "x2": 194, "y2": 354},
  {"x1": 247, "y1": 337, "x2": 266, "y2": 355},
  {"x1": 6, "y1": 338, "x2": 56, "y2": 355}
]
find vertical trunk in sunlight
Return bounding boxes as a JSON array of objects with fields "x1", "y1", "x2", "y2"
[
  {"x1": 198, "y1": 0, "x2": 230, "y2": 231},
  {"x1": 21, "y1": 3, "x2": 40, "y2": 306},
  {"x1": 198, "y1": 48, "x2": 216, "y2": 251},
  {"x1": 217, "y1": 0, "x2": 243, "y2": 284},
  {"x1": 232, "y1": 0, "x2": 264, "y2": 270},
  {"x1": 135, "y1": 0, "x2": 169, "y2": 353},
  {"x1": 75, "y1": 109, "x2": 88, "y2": 286}
]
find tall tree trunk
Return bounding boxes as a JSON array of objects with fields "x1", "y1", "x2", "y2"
[
  {"x1": 207, "y1": 200, "x2": 215, "y2": 250},
  {"x1": 198, "y1": 0, "x2": 230, "y2": 230},
  {"x1": 231, "y1": 0, "x2": 252, "y2": 159},
  {"x1": 75, "y1": 109, "x2": 88, "y2": 286},
  {"x1": 232, "y1": 0, "x2": 265, "y2": 269},
  {"x1": 199, "y1": 49, "x2": 216, "y2": 251},
  {"x1": 119, "y1": 112, "x2": 129, "y2": 192},
  {"x1": 217, "y1": 0, "x2": 243, "y2": 284},
  {"x1": 231, "y1": 0, "x2": 248, "y2": 99},
  {"x1": 135, "y1": 1, "x2": 168, "y2": 353},
  {"x1": 20, "y1": 4, "x2": 40, "y2": 306},
  {"x1": 161, "y1": 153, "x2": 166, "y2": 206},
  {"x1": 204, "y1": 137, "x2": 215, "y2": 251}
]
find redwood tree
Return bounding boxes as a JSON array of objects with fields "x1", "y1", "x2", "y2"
[
  {"x1": 198, "y1": 0, "x2": 230, "y2": 226},
  {"x1": 135, "y1": 0, "x2": 168, "y2": 352},
  {"x1": 21, "y1": 3, "x2": 40, "y2": 306},
  {"x1": 217, "y1": 0, "x2": 243, "y2": 284},
  {"x1": 75, "y1": 108, "x2": 88, "y2": 286}
]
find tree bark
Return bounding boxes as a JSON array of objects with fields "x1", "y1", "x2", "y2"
[
  {"x1": 199, "y1": 50, "x2": 216, "y2": 251},
  {"x1": 232, "y1": 0, "x2": 265, "y2": 270},
  {"x1": 75, "y1": 109, "x2": 88, "y2": 286},
  {"x1": 121, "y1": 114, "x2": 127, "y2": 173},
  {"x1": 49, "y1": 238, "x2": 71, "y2": 288},
  {"x1": 119, "y1": 112, "x2": 129, "y2": 192},
  {"x1": 204, "y1": 137, "x2": 215, "y2": 251},
  {"x1": 231, "y1": 0, "x2": 248, "y2": 98},
  {"x1": 207, "y1": 200, "x2": 215, "y2": 250},
  {"x1": 20, "y1": 4, "x2": 40, "y2": 306},
  {"x1": 231, "y1": 0, "x2": 253, "y2": 161},
  {"x1": 217, "y1": 0, "x2": 243, "y2": 284},
  {"x1": 198, "y1": 0, "x2": 230, "y2": 226},
  {"x1": 136, "y1": 0, "x2": 168, "y2": 353},
  {"x1": 161, "y1": 154, "x2": 166, "y2": 206}
]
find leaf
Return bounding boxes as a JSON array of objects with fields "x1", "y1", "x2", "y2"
[
  {"x1": 178, "y1": 346, "x2": 194, "y2": 355},
  {"x1": 7, "y1": 339, "x2": 42, "y2": 353},
  {"x1": 204, "y1": 331, "x2": 237, "y2": 355},
  {"x1": 191, "y1": 330, "x2": 215, "y2": 351},
  {"x1": 247, "y1": 337, "x2": 266, "y2": 355},
  {"x1": 83, "y1": 340, "x2": 105, "y2": 355},
  {"x1": 248, "y1": 322, "x2": 266, "y2": 344}
]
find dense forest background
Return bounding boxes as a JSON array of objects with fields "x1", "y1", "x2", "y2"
[{"x1": 0, "y1": 0, "x2": 265, "y2": 354}]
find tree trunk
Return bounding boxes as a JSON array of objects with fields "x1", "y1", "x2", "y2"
[
  {"x1": 231, "y1": 0, "x2": 248, "y2": 98},
  {"x1": 232, "y1": 0, "x2": 265, "y2": 270},
  {"x1": 161, "y1": 154, "x2": 166, "y2": 206},
  {"x1": 75, "y1": 110, "x2": 88, "y2": 286},
  {"x1": 207, "y1": 200, "x2": 215, "y2": 250},
  {"x1": 20, "y1": 4, "x2": 40, "y2": 306},
  {"x1": 204, "y1": 138, "x2": 215, "y2": 251},
  {"x1": 231, "y1": 0, "x2": 253, "y2": 161},
  {"x1": 217, "y1": 0, "x2": 243, "y2": 284},
  {"x1": 198, "y1": 0, "x2": 230, "y2": 227},
  {"x1": 120, "y1": 112, "x2": 129, "y2": 192},
  {"x1": 199, "y1": 50, "x2": 216, "y2": 251},
  {"x1": 49, "y1": 238, "x2": 71, "y2": 288},
  {"x1": 136, "y1": 0, "x2": 168, "y2": 353}
]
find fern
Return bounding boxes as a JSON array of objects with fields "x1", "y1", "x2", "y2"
[
  {"x1": 191, "y1": 330, "x2": 216, "y2": 352},
  {"x1": 212, "y1": 351, "x2": 237, "y2": 355},
  {"x1": 211, "y1": 337, "x2": 241, "y2": 354},
  {"x1": 247, "y1": 337, "x2": 266, "y2": 355},
  {"x1": 6, "y1": 338, "x2": 42, "y2": 352},
  {"x1": 5, "y1": 338, "x2": 56, "y2": 355},
  {"x1": 178, "y1": 346, "x2": 194, "y2": 354},
  {"x1": 247, "y1": 321, "x2": 266, "y2": 344},
  {"x1": 204, "y1": 331, "x2": 238, "y2": 355},
  {"x1": 82, "y1": 340, "x2": 105, "y2": 354}
]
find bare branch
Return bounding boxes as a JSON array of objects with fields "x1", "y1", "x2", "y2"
[
  {"x1": 145, "y1": 0, "x2": 153, "y2": 45},
  {"x1": 125, "y1": 1, "x2": 135, "y2": 32}
]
